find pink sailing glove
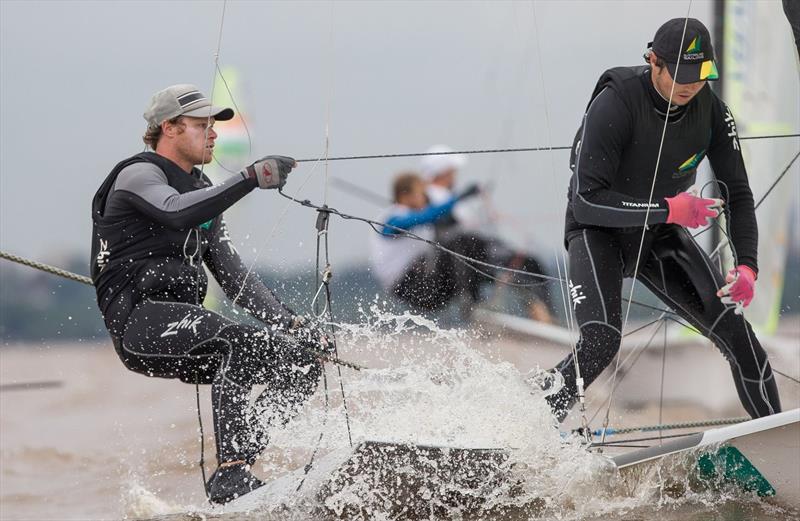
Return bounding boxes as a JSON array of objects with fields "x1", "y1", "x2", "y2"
[
  {"x1": 665, "y1": 192, "x2": 723, "y2": 228},
  {"x1": 716, "y1": 265, "x2": 757, "y2": 311}
]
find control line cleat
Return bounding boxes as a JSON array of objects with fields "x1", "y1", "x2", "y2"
[{"x1": 206, "y1": 462, "x2": 265, "y2": 504}]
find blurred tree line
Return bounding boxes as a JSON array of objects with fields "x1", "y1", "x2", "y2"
[
  {"x1": 1, "y1": 250, "x2": 798, "y2": 343},
  {"x1": 0, "y1": 256, "x2": 385, "y2": 343}
]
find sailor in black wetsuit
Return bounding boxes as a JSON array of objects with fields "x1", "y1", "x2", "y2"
[
  {"x1": 90, "y1": 84, "x2": 325, "y2": 504},
  {"x1": 545, "y1": 19, "x2": 781, "y2": 421}
]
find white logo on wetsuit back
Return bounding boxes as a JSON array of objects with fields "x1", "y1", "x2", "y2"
[
  {"x1": 161, "y1": 313, "x2": 203, "y2": 337},
  {"x1": 569, "y1": 280, "x2": 587, "y2": 309},
  {"x1": 724, "y1": 107, "x2": 740, "y2": 151},
  {"x1": 96, "y1": 239, "x2": 110, "y2": 271}
]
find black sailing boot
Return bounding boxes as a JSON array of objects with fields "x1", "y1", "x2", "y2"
[{"x1": 205, "y1": 462, "x2": 265, "y2": 504}]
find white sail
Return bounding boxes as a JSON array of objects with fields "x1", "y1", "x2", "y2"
[{"x1": 722, "y1": 0, "x2": 800, "y2": 333}]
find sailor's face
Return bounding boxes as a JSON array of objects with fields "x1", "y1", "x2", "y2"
[
  {"x1": 433, "y1": 169, "x2": 457, "y2": 189},
  {"x1": 652, "y1": 61, "x2": 706, "y2": 106},
  {"x1": 402, "y1": 182, "x2": 428, "y2": 209},
  {"x1": 174, "y1": 116, "x2": 217, "y2": 166}
]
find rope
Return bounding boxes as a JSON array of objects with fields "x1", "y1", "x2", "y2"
[
  {"x1": 590, "y1": 431, "x2": 701, "y2": 447},
  {"x1": 589, "y1": 416, "x2": 748, "y2": 437},
  {"x1": 196, "y1": 377, "x2": 210, "y2": 501},
  {"x1": 293, "y1": 133, "x2": 799, "y2": 164},
  {"x1": 0, "y1": 249, "x2": 364, "y2": 370},
  {"x1": 313, "y1": 205, "x2": 355, "y2": 446},
  {"x1": 0, "y1": 251, "x2": 93, "y2": 286},
  {"x1": 276, "y1": 189, "x2": 562, "y2": 285}
]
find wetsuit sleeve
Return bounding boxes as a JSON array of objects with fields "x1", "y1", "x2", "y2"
[
  {"x1": 112, "y1": 162, "x2": 258, "y2": 230},
  {"x1": 707, "y1": 96, "x2": 758, "y2": 273},
  {"x1": 572, "y1": 88, "x2": 670, "y2": 227},
  {"x1": 202, "y1": 219, "x2": 296, "y2": 328},
  {"x1": 382, "y1": 198, "x2": 457, "y2": 235}
]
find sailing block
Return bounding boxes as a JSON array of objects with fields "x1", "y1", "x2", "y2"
[{"x1": 318, "y1": 441, "x2": 521, "y2": 518}]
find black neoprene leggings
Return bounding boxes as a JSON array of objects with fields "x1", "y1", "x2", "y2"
[
  {"x1": 115, "y1": 299, "x2": 322, "y2": 463},
  {"x1": 548, "y1": 224, "x2": 781, "y2": 419}
]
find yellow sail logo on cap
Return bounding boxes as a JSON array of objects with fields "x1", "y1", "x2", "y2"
[
  {"x1": 700, "y1": 60, "x2": 719, "y2": 80},
  {"x1": 686, "y1": 36, "x2": 701, "y2": 53}
]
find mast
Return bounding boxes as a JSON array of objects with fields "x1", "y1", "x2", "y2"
[{"x1": 711, "y1": 0, "x2": 725, "y2": 249}]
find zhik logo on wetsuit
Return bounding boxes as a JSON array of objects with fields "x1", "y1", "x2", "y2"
[
  {"x1": 569, "y1": 280, "x2": 587, "y2": 309},
  {"x1": 160, "y1": 313, "x2": 204, "y2": 338},
  {"x1": 96, "y1": 239, "x2": 110, "y2": 271},
  {"x1": 724, "y1": 107, "x2": 740, "y2": 151}
]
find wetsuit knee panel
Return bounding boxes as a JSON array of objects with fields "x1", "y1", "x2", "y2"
[{"x1": 578, "y1": 322, "x2": 622, "y2": 354}]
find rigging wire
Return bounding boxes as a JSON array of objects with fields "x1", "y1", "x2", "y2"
[
  {"x1": 601, "y1": 5, "x2": 694, "y2": 445},
  {"x1": 588, "y1": 316, "x2": 668, "y2": 427},
  {"x1": 196, "y1": 1, "x2": 228, "y2": 499},
  {"x1": 3, "y1": 139, "x2": 795, "y2": 323},
  {"x1": 530, "y1": 1, "x2": 587, "y2": 440},
  {"x1": 200, "y1": 0, "x2": 229, "y2": 179},
  {"x1": 276, "y1": 189, "x2": 562, "y2": 285},
  {"x1": 292, "y1": 133, "x2": 798, "y2": 164}
]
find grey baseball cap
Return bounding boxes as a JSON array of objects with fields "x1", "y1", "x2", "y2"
[{"x1": 143, "y1": 84, "x2": 234, "y2": 127}]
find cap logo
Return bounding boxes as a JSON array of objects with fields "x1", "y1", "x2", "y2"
[
  {"x1": 685, "y1": 36, "x2": 701, "y2": 53},
  {"x1": 176, "y1": 91, "x2": 206, "y2": 109},
  {"x1": 699, "y1": 60, "x2": 719, "y2": 80},
  {"x1": 682, "y1": 35, "x2": 705, "y2": 60}
]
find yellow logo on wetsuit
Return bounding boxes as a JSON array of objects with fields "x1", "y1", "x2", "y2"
[{"x1": 675, "y1": 150, "x2": 706, "y2": 178}]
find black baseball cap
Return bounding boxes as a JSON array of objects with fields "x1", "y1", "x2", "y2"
[{"x1": 649, "y1": 18, "x2": 719, "y2": 84}]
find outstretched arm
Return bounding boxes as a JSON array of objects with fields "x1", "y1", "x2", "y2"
[
  {"x1": 203, "y1": 219, "x2": 297, "y2": 329},
  {"x1": 110, "y1": 162, "x2": 257, "y2": 230},
  {"x1": 381, "y1": 198, "x2": 458, "y2": 235}
]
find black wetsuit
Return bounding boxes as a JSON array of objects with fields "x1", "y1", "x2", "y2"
[
  {"x1": 548, "y1": 66, "x2": 781, "y2": 419},
  {"x1": 90, "y1": 152, "x2": 321, "y2": 463}
]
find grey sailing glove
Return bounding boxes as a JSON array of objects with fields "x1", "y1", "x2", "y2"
[{"x1": 243, "y1": 155, "x2": 296, "y2": 189}]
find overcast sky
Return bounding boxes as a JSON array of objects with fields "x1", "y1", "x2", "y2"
[{"x1": 2, "y1": 0, "x2": 794, "y2": 276}]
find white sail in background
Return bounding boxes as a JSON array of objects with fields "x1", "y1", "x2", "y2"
[
  {"x1": 723, "y1": 0, "x2": 800, "y2": 333},
  {"x1": 208, "y1": 67, "x2": 252, "y2": 182},
  {"x1": 204, "y1": 68, "x2": 253, "y2": 310}
]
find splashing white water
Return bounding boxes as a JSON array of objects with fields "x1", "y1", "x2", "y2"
[
  {"x1": 160, "y1": 305, "x2": 792, "y2": 520},
  {"x1": 122, "y1": 480, "x2": 190, "y2": 519},
  {"x1": 216, "y1": 304, "x2": 618, "y2": 518}
]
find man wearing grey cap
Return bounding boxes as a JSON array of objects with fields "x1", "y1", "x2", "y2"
[
  {"x1": 90, "y1": 84, "x2": 326, "y2": 503},
  {"x1": 541, "y1": 18, "x2": 781, "y2": 423}
]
